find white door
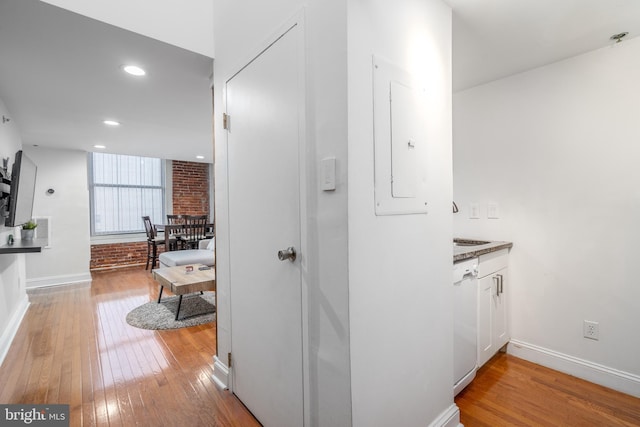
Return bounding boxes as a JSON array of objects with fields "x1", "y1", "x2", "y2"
[{"x1": 226, "y1": 24, "x2": 303, "y2": 427}]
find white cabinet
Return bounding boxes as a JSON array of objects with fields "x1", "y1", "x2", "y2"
[{"x1": 477, "y1": 249, "x2": 509, "y2": 368}]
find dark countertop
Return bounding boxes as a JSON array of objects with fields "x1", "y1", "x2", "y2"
[
  {"x1": 453, "y1": 238, "x2": 513, "y2": 262},
  {"x1": 0, "y1": 237, "x2": 47, "y2": 254}
]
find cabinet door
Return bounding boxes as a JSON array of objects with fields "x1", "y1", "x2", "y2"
[
  {"x1": 493, "y1": 267, "x2": 509, "y2": 350},
  {"x1": 477, "y1": 267, "x2": 509, "y2": 368},
  {"x1": 477, "y1": 274, "x2": 494, "y2": 367}
]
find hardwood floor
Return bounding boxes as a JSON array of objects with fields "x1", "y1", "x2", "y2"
[
  {"x1": 3, "y1": 267, "x2": 640, "y2": 426},
  {"x1": 0, "y1": 267, "x2": 260, "y2": 427},
  {"x1": 456, "y1": 352, "x2": 640, "y2": 426}
]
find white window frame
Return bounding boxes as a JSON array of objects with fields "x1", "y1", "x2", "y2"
[{"x1": 88, "y1": 153, "x2": 167, "y2": 238}]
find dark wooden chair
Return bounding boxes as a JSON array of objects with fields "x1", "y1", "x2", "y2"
[
  {"x1": 183, "y1": 215, "x2": 208, "y2": 249},
  {"x1": 166, "y1": 214, "x2": 186, "y2": 226},
  {"x1": 162, "y1": 224, "x2": 184, "y2": 252},
  {"x1": 166, "y1": 214, "x2": 187, "y2": 249},
  {"x1": 205, "y1": 222, "x2": 215, "y2": 239},
  {"x1": 142, "y1": 216, "x2": 165, "y2": 270}
]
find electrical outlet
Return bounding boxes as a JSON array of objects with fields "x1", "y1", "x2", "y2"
[{"x1": 583, "y1": 320, "x2": 599, "y2": 340}]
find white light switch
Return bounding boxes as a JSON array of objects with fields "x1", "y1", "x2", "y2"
[
  {"x1": 487, "y1": 202, "x2": 500, "y2": 219},
  {"x1": 469, "y1": 202, "x2": 480, "y2": 219},
  {"x1": 321, "y1": 157, "x2": 336, "y2": 191}
]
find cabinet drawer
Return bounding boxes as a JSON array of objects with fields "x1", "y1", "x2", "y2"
[{"x1": 478, "y1": 248, "x2": 509, "y2": 278}]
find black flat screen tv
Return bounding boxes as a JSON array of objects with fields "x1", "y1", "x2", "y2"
[{"x1": 5, "y1": 150, "x2": 37, "y2": 227}]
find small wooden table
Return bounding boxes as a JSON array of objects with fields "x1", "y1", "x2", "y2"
[{"x1": 152, "y1": 264, "x2": 216, "y2": 320}]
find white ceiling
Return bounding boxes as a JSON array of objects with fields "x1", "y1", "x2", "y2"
[
  {"x1": 0, "y1": 0, "x2": 214, "y2": 163},
  {"x1": 1, "y1": 0, "x2": 639, "y2": 163},
  {"x1": 446, "y1": 0, "x2": 640, "y2": 92},
  {"x1": 39, "y1": 0, "x2": 215, "y2": 58}
]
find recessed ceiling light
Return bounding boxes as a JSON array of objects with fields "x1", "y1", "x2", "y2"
[
  {"x1": 94, "y1": 144, "x2": 106, "y2": 149},
  {"x1": 196, "y1": 155, "x2": 205, "y2": 160},
  {"x1": 122, "y1": 65, "x2": 146, "y2": 76},
  {"x1": 103, "y1": 120, "x2": 120, "y2": 126}
]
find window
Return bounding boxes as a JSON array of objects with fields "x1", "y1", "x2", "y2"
[{"x1": 89, "y1": 153, "x2": 165, "y2": 235}]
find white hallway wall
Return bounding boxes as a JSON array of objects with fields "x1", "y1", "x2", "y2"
[
  {"x1": 23, "y1": 146, "x2": 91, "y2": 288},
  {"x1": 0, "y1": 97, "x2": 28, "y2": 365},
  {"x1": 213, "y1": 1, "x2": 351, "y2": 426},
  {"x1": 348, "y1": 0, "x2": 455, "y2": 425},
  {"x1": 453, "y1": 36, "x2": 640, "y2": 395}
]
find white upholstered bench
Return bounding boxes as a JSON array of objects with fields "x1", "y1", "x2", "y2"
[{"x1": 158, "y1": 238, "x2": 215, "y2": 268}]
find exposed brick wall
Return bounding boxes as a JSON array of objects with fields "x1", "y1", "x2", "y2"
[
  {"x1": 172, "y1": 161, "x2": 210, "y2": 215},
  {"x1": 91, "y1": 242, "x2": 149, "y2": 270},
  {"x1": 91, "y1": 241, "x2": 171, "y2": 270},
  {"x1": 90, "y1": 160, "x2": 210, "y2": 270}
]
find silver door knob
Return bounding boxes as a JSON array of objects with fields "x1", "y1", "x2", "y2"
[{"x1": 278, "y1": 247, "x2": 296, "y2": 262}]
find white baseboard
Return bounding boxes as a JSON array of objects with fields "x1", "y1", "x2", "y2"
[
  {"x1": 429, "y1": 404, "x2": 461, "y2": 427},
  {"x1": 212, "y1": 355, "x2": 230, "y2": 390},
  {"x1": 26, "y1": 272, "x2": 92, "y2": 289},
  {"x1": 0, "y1": 294, "x2": 29, "y2": 367},
  {"x1": 508, "y1": 339, "x2": 640, "y2": 398}
]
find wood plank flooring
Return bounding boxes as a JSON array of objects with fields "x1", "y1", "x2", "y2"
[
  {"x1": 3, "y1": 266, "x2": 640, "y2": 426},
  {"x1": 0, "y1": 267, "x2": 260, "y2": 427},
  {"x1": 456, "y1": 352, "x2": 640, "y2": 426}
]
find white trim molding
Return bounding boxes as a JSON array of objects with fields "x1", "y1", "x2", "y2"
[
  {"x1": 429, "y1": 404, "x2": 461, "y2": 427},
  {"x1": 508, "y1": 339, "x2": 640, "y2": 398},
  {"x1": 26, "y1": 273, "x2": 92, "y2": 289},
  {"x1": 212, "y1": 355, "x2": 230, "y2": 390},
  {"x1": 0, "y1": 294, "x2": 29, "y2": 367}
]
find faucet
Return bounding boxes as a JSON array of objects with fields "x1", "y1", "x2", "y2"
[{"x1": 452, "y1": 201, "x2": 459, "y2": 213}]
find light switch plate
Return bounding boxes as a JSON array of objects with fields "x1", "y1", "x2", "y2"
[
  {"x1": 469, "y1": 202, "x2": 480, "y2": 219},
  {"x1": 487, "y1": 202, "x2": 499, "y2": 219},
  {"x1": 321, "y1": 157, "x2": 336, "y2": 191}
]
